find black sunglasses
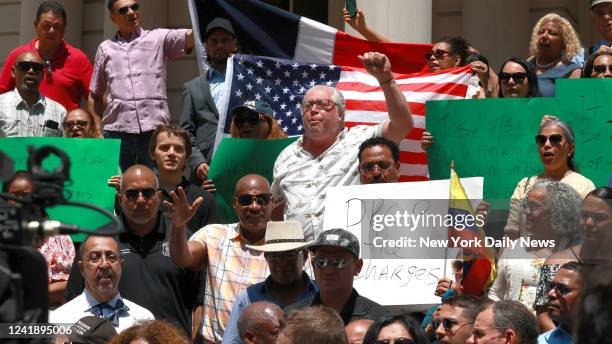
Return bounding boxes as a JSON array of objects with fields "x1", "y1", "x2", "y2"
[
  {"x1": 236, "y1": 193, "x2": 272, "y2": 206},
  {"x1": 425, "y1": 49, "x2": 452, "y2": 60},
  {"x1": 16, "y1": 61, "x2": 44, "y2": 73},
  {"x1": 593, "y1": 64, "x2": 612, "y2": 74},
  {"x1": 118, "y1": 3, "x2": 140, "y2": 15},
  {"x1": 550, "y1": 282, "x2": 573, "y2": 296},
  {"x1": 373, "y1": 339, "x2": 415, "y2": 344},
  {"x1": 499, "y1": 72, "x2": 527, "y2": 84},
  {"x1": 234, "y1": 113, "x2": 263, "y2": 126},
  {"x1": 124, "y1": 187, "x2": 157, "y2": 200},
  {"x1": 432, "y1": 318, "x2": 473, "y2": 332},
  {"x1": 535, "y1": 134, "x2": 563, "y2": 146},
  {"x1": 63, "y1": 120, "x2": 89, "y2": 129}
]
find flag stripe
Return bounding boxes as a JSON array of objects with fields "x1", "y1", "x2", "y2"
[
  {"x1": 337, "y1": 81, "x2": 469, "y2": 97},
  {"x1": 344, "y1": 111, "x2": 426, "y2": 129},
  {"x1": 295, "y1": 17, "x2": 337, "y2": 64}
]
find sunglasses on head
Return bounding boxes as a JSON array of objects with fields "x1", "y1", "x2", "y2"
[
  {"x1": 124, "y1": 187, "x2": 157, "y2": 200},
  {"x1": 499, "y1": 72, "x2": 527, "y2": 84},
  {"x1": 118, "y1": 3, "x2": 140, "y2": 15},
  {"x1": 535, "y1": 134, "x2": 563, "y2": 145},
  {"x1": 16, "y1": 61, "x2": 44, "y2": 73},
  {"x1": 425, "y1": 49, "x2": 452, "y2": 60},
  {"x1": 234, "y1": 113, "x2": 263, "y2": 126},
  {"x1": 373, "y1": 339, "x2": 415, "y2": 344},
  {"x1": 550, "y1": 282, "x2": 573, "y2": 296},
  {"x1": 593, "y1": 64, "x2": 612, "y2": 74},
  {"x1": 313, "y1": 255, "x2": 353, "y2": 271},
  {"x1": 236, "y1": 193, "x2": 272, "y2": 206},
  {"x1": 62, "y1": 120, "x2": 89, "y2": 129},
  {"x1": 432, "y1": 318, "x2": 473, "y2": 332}
]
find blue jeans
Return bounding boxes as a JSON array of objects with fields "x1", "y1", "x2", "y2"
[{"x1": 104, "y1": 130, "x2": 154, "y2": 172}]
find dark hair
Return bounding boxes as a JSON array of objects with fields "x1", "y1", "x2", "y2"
[
  {"x1": 149, "y1": 125, "x2": 192, "y2": 159},
  {"x1": 483, "y1": 301, "x2": 539, "y2": 344},
  {"x1": 497, "y1": 58, "x2": 541, "y2": 98},
  {"x1": 587, "y1": 187, "x2": 612, "y2": 202},
  {"x1": 466, "y1": 53, "x2": 490, "y2": 66},
  {"x1": 78, "y1": 235, "x2": 121, "y2": 260},
  {"x1": 36, "y1": 1, "x2": 66, "y2": 24},
  {"x1": 435, "y1": 36, "x2": 471, "y2": 66},
  {"x1": 442, "y1": 295, "x2": 486, "y2": 322},
  {"x1": 358, "y1": 137, "x2": 400, "y2": 164},
  {"x1": 107, "y1": 0, "x2": 120, "y2": 12},
  {"x1": 2, "y1": 170, "x2": 32, "y2": 193},
  {"x1": 560, "y1": 261, "x2": 584, "y2": 274},
  {"x1": 576, "y1": 262, "x2": 612, "y2": 344},
  {"x1": 582, "y1": 51, "x2": 612, "y2": 78},
  {"x1": 283, "y1": 306, "x2": 348, "y2": 344},
  {"x1": 362, "y1": 314, "x2": 429, "y2": 344},
  {"x1": 539, "y1": 119, "x2": 577, "y2": 172}
]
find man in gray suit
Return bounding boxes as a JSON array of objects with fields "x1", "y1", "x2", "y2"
[{"x1": 181, "y1": 18, "x2": 237, "y2": 182}]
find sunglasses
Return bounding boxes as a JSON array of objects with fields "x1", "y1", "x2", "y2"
[
  {"x1": 236, "y1": 193, "x2": 272, "y2": 206},
  {"x1": 433, "y1": 318, "x2": 473, "y2": 332},
  {"x1": 234, "y1": 113, "x2": 263, "y2": 126},
  {"x1": 550, "y1": 282, "x2": 573, "y2": 296},
  {"x1": 373, "y1": 339, "x2": 414, "y2": 344},
  {"x1": 313, "y1": 255, "x2": 353, "y2": 271},
  {"x1": 124, "y1": 187, "x2": 157, "y2": 200},
  {"x1": 16, "y1": 61, "x2": 45, "y2": 73},
  {"x1": 118, "y1": 3, "x2": 140, "y2": 15},
  {"x1": 265, "y1": 250, "x2": 302, "y2": 261},
  {"x1": 85, "y1": 252, "x2": 120, "y2": 265},
  {"x1": 499, "y1": 72, "x2": 527, "y2": 84},
  {"x1": 593, "y1": 64, "x2": 612, "y2": 74},
  {"x1": 535, "y1": 134, "x2": 563, "y2": 146},
  {"x1": 62, "y1": 120, "x2": 89, "y2": 129},
  {"x1": 360, "y1": 161, "x2": 393, "y2": 173},
  {"x1": 425, "y1": 49, "x2": 452, "y2": 60}
]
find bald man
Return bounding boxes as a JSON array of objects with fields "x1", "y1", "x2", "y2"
[
  {"x1": 168, "y1": 173, "x2": 273, "y2": 342},
  {"x1": 0, "y1": 51, "x2": 65, "y2": 137},
  {"x1": 65, "y1": 165, "x2": 201, "y2": 336},
  {"x1": 238, "y1": 301, "x2": 285, "y2": 344},
  {"x1": 345, "y1": 319, "x2": 374, "y2": 344}
]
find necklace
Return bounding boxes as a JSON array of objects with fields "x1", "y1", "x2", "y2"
[{"x1": 535, "y1": 57, "x2": 560, "y2": 69}]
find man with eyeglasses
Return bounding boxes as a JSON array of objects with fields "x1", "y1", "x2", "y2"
[
  {"x1": 222, "y1": 221, "x2": 317, "y2": 344},
  {"x1": 537, "y1": 262, "x2": 583, "y2": 344},
  {"x1": 50, "y1": 235, "x2": 154, "y2": 332},
  {"x1": 434, "y1": 295, "x2": 485, "y2": 344},
  {"x1": 0, "y1": 51, "x2": 65, "y2": 137},
  {"x1": 89, "y1": 0, "x2": 195, "y2": 172},
  {"x1": 271, "y1": 52, "x2": 413, "y2": 240},
  {"x1": 65, "y1": 165, "x2": 201, "y2": 336},
  {"x1": 466, "y1": 300, "x2": 538, "y2": 344},
  {"x1": 284, "y1": 228, "x2": 386, "y2": 324},
  {"x1": 358, "y1": 137, "x2": 401, "y2": 184},
  {"x1": 167, "y1": 173, "x2": 274, "y2": 343},
  {"x1": 590, "y1": 0, "x2": 612, "y2": 53}
]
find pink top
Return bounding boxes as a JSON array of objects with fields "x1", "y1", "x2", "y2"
[{"x1": 38, "y1": 235, "x2": 75, "y2": 283}]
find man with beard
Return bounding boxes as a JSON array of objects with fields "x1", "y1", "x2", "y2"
[
  {"x1": 0, "y1": 51, "x2": 65, "y2": 137},
  {"x1": 358, "y1": 137, "x2": 400, "y2": 184},
  {"x1": 590, "y1": 0, "x2": 612, "y2": 53},
  {"x1": 50, "y1": 236, "x2": 154, "y2": 332},
  {"x1": 167, "y1": 174, "x2": 273, "y2": 343},
  {"x1": 181, "y1": 18, "x2": 238, "y2": 182}
]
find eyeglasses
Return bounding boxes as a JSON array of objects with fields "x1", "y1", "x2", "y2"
[
  {"x1": 62, "y1": 120, "x2": 89, "y2": 129},
  {"x1": 535, "y1": 134, "x2": 563, "y2": 146},
  {"x1": 118, "y1": 3, "x2": 140, "y2": 15},
  {"x1": 550, "y1": 282, "x2": 574, "y2": 296},
  {"x1": 236, "y1": 193, "x2": 272, "y2": 206},
  {"x1": 16, "y1": 61, "x2": 45, "y2": 73},
  {"x1": 313, "y1": 255, "x2": 353, "y2": 271},
  {"x1": 425, "y1": 49, "x2": 453, "y2": 60},
  {"x1": 373, "y1": 338, "x2": 415, "y2": 344},
  {"x1": 499, "y1": 72, "x2": 527, "y2": 84},
  {"x1": 360, "y1": 161, "x2": 393, "y2": 173},
  {"x1": 593, "y1": 7, "x2": 612, "y2": 17},
  {"x1": 84, "y1": 252, "x2": 120, "y2": 265},
  {"x1": 303, "y1": 99, "x2": 337, "y2": 112},
  {"x1": 593, "y1": 64, "x2": 612, "y2": 74},
  {"x1": 124, "y1": 187, "x2": 157, "y2": 201},
  {"x1": 265, "y1": 251, "x2": 302, "y2": 261},
  {"x1": 521, "y1": 200, "x2": 545, "y2": 212},
  {"x1": 234, "y1": 113, "x2": 263, "y2": 126},
  {"x1": 433, "y1": 318, "x2": 473, "y2": 332}
]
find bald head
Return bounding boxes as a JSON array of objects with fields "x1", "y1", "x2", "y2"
[
  {"x1": 235, "y1": 174, "x2": 271, "y2": 195},
  {"x1": 121, "y1": 165, "x2": 159, "y2": 192},
  {"x1": 345, "y1": 319, "x2": 374, "y2": 344},
  {"x1": 238, "y1": 301, "x2": 284, "y2": 344}
]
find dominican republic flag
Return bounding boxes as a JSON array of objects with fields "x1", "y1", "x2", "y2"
[{"x1": 187, "y1": 0, "x2": 475, "y2": 181}]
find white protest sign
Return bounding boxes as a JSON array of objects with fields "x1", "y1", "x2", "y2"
[{"x1": 323, "y1": 177, "x2": 484, "y2": 307}]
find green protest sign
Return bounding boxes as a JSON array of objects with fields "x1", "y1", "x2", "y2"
[
  {"x1": 0, "y1": 137, "x2": 120, "y2": 241},
  {"x1": 426, "y1": 79, "x2": 611, "y2": 206},
  {"x1": 208, "y1": 137, "x2": 297, "y2": 223}
]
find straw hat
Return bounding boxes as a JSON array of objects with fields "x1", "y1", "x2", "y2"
[{"x1": 246, "y1": 221, "x2": 313, "y2": 252}]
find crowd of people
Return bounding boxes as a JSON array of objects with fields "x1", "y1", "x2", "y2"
[{"x1": 0, "y1": 0, "x2": 611, "y2": 343}]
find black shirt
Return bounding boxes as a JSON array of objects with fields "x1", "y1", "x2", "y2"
[{"x1": 159, "y1": 176, "x2": 218, "y2": 233}]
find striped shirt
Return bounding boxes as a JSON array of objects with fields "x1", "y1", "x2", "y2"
[
  {"x1": 0, "y1": 89, "x2": 65, "y2": 137},
  {"x1": 189, "y1": 223, "x2": 268, "y2": 343}
]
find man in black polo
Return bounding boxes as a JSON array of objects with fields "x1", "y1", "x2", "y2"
[
  {"x1": 284, "y1": 228, "x2": 386, "y2": 324},
  {"x1": 65, "y1": 165, "x2": 200, "y2": 336}
]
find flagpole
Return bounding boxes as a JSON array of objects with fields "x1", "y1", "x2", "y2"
[{"x1": 444, "y1": 160, "x2": 455, "y2": 278}]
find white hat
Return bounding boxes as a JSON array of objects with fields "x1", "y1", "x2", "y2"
[{"x1": 246, "y1": 221, "x2": 313, "y2": 252}]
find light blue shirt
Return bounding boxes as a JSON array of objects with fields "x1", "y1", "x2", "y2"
[
  {"x1": 537, "y1": 326, "x2": 572, "y2": 344},
  {"x1": 207, "y1": 67, "x2": 225, "y2": 113}
]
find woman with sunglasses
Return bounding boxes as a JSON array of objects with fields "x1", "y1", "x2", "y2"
[
  {"x1": 229, "y1": 100, "x2": 287, "y2": 139},
  {"x1": 582, "y1": 50, "x2": 612, "y2": 78},
  {"x1": 497, "y1": 58, "x2": 541, "y2": 98},
  {"x1": 527, "y1": 13, "x2": 583, "y2": 97},
  {"x1": 62, "y1": 108, "x2": 98, "y2": 138},
  {"x1": 362, "y1": 315, "x2": 430, "y2": 344}
]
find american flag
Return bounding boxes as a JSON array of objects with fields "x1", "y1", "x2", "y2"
[{"x1": 218, "y1": 53, "x2": 474, "y2": 181}]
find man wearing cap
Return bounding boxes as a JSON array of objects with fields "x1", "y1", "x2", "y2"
[
  {"x1": 590, "y1": 0, "x2": 612, "y2": 53},
  {"x1": 50, "y1": 235, "x2": 154, "y2": 333},
  {"x1": 166, "y1": 173, "x2": 274, "y2": 343},
  {"x1": 89, "y1": 0, "x2": 195, "y2": 171},
  {"x1": 53, "y1": 316, "x2": 117, "y2": 344},
  {"x1": 230, "y1": 100, "x2": 287, "y2": 139},
  {"x1": 284, "y1": 228, "x2": 386, "y2": 325},
  {"x1": 181, "y1": 17, "x2": 238, "y2": 182},
  {"x1": 222, "y1": 221, "x2": 318, "y2": 344}
]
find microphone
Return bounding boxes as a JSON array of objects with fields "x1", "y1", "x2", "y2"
[{"x1": 23, "y1": 220, "x2": 80, "y2": 237}]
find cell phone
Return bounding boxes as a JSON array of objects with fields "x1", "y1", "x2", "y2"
[
  {"x1": 345, "y1": 0, "x2": 357, "y2": 17},
  {"x1": 43, "y1": 120, "x2": 59, "y2": 130}
]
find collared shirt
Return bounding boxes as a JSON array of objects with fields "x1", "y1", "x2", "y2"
[
  {"x1": 38, "y1": 235, "x2": 75, "y2": 283},
  {"x1": 0, "y1": 39, "x2": 93, "y2": 111},
  {"x1": 189, "y1": 223, "x2": 269, "y2": 343},
  {"x1": 222, "y1": 273, "x2": 319, "y2": 344},
  {"x1": 90, "y1": 27, "x2": 189, "y2": 133},
  {"x1": 0, "y1": 88, "x2": 65, "y2": 137},
  {"x1": 49, "y1": 289, "x2": 154, "y2": 333},
  {"x1": 271, "y1": 124, "x2": 383, "y2": 240},
  {"x1": 537, "y1": 326, "x2": 573, "y2": 344},
  {"x1": 206, "y1": 67, "x2": 226, "y2": 113}
]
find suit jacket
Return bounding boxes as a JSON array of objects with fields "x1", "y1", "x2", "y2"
[{"x1": 181, "y1": 75, "x2": 220, "y2": 170}]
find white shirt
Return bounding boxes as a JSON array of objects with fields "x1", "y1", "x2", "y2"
[
  {"x1": 49, "y1": 289, "x2": 154, "y2": 333},
  {"x1": 0, "y1": 88, "x2": 65, "y2": 137},
  {"x1": 271, "y1": 124, "x2": 383, "y2": 240}
]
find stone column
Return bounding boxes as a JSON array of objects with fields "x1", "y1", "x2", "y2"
[{"x1": 19, "y1": 0, "x2": 83, "y2": 47}]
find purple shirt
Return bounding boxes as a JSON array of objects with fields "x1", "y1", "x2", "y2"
[{"x1": 90, "y1": 28, "x2": 189, "y2": 133}]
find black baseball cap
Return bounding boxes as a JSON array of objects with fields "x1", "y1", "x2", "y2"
[
  {"x1": 310, "y1": 228, "x2": 360, "y2": 258},
  {"x1": 66, "y1": 316, "x2": 118, "y2": 344}
]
